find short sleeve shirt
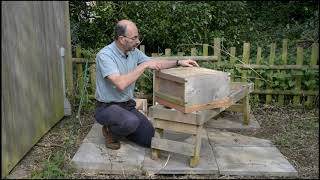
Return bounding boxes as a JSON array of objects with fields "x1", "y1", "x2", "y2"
[{"x1": 95, "y1": 41, "x2": 150, "y2": 103}]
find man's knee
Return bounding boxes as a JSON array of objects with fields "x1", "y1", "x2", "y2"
[{"x1": 119, "y1": 116, "x2": 140, "y2": 134}]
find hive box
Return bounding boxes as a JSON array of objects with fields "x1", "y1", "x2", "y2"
[{"x1": 154, "y1": 67, "x2": 231, "y2": 113}]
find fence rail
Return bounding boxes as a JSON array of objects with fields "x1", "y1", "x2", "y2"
[{"x1": 71, "y1": 38, "x2": 319, "y2": 106}]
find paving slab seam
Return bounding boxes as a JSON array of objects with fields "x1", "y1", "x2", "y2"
[{"x1": 205, "y1": 129, "x2": 221, "y2": 175}]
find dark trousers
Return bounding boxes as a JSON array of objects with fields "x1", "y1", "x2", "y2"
[{"x1": 94, "y1": 99, "x2": 155, "y2": 147}]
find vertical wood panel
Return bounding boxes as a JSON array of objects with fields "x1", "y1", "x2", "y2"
[
  {"x1": 278, "y1": 39, "x2": 288, "y2": 105},
  {"x1": 241, "y1": 43, "x2": 250, "y2": 82},
  {"x1": 230, "y1": 47, "x2": 236, "y2": 81},
  {"x1": 306, "y1": 43, "x2": 319, "y2": 106},
  {"x1": 266, "y1": 43, "x2": 276, "y2": 104},
  {"x1": 293, "y1": 47, "x2": 303, "y2": 105},
  {"x1": 254, "y1": 47, "x2": 262, "y2": 102},
  {"x1": 1, "y1": 2, "x2": 65, "y2": 177}
]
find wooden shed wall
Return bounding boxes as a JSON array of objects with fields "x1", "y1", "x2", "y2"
[{"x1": 1, "y1": 1, "x2": 67, "y2": 177}]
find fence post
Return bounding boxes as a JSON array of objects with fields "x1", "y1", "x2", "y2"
[
  {"x1": 293, "y1": 47, "x2": 303, "y2": 105},
  {"x1": 214, "y1": 38, "x2": 221, "y2": 62},
  {"x1": 278, "y1": 39, "x2": 288, "y2": 105},
  {"x1": 242, "y1": 43, "x2": 250, "y2": 82},
  {"x1": 230, "y1": 47, "x2": 236, "y2": 81},
  {"x1": 140, "y1": 45, "x2": 145, "y2": 53},
  {"x1": 266, "y1": 43, "x2": 276, "y2": 104},
  {"x1": 254, "y1": 47, "x2": 262, "y2": 102},
  {"x1": 306, "y1": 43, "x2": 319, "y2": 107},
  {"x1": 203, "y1": 44, "x2": 208, "y2": 56},
  {"x1": 191, "y1": 48, "x2": 197, "y2": 56},
  {"x1": 90, "y1": 64, "x2": 96, "y2": 96},
  {"x1": 76, "y1": 46, "x2": 83, "y2": 97}
]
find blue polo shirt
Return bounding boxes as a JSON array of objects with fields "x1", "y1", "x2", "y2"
[{"x1": 95, "y1": 41, "x2": 150, "y2": 103}]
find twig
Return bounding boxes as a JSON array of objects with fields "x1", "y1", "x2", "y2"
[
  {"x1": 147, "y1": 154, "x2": 171, "y2": 177},
  {"x1": 36, "y1": 143, "x2": 64, "y2": 148}
]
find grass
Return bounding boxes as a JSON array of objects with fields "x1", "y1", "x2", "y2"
[{"x1": 6, "y1": 102, "x2": 319, "y2": 179}]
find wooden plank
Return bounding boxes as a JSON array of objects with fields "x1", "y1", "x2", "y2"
[
  {"x1": 156, "y1": 96, "x2": 231, "y2": 113},
  {"x1": 293, "y1": 47, "x2": 303, "y2": 105},
  {"x1": 153, "y1": 118, "x2": 198, "y2": 134},
  {"x1": 154, "y1": 91, "x2": 185, "y2": 106},
  {"x1": 278, "y1": 39, "x2": 288, "y2": 105},
  {"x1": 226, "y1": 64, "x2": 318, "y2": 70},
  {"x1": 190, "y1": 125, "x2": 203, "y2": 167},
  {"x1": 214, "y1": 38, "x2": 221, "y2": 62},
  {"x1": 254, "y1": 47, "x2": 262, "y2": 102},
  {"x1": 266, "y1": 43, "x2": 276, "y2": 104},
  {"x1": 152, "y1": 53, "x2": 159, "y2": 105},
  {"x1": 226, "y1": 104, "x2": 243, "y2": 113},
  {"x1": 243, "y1": 93, "x2": 250, "y2": 125},
  {"x1": 151, "y1": 137, "x2": 195, "y2": 157},
  {"x1": 306, "y1": 43, "x2": 319, "y2": 106},
  {"x1": 151, "y1": 56, "x2": 219, "y2": 61},
  {"x1": 241, "y1": 43, "x2": 250, "y2": 82},
  {"x1": 151, "y1": 128, "x2": 163, "y2": 159},
  {"x1": 64, "y1": 1, "x2": 73, "y2": 97},
  {"x1": 2, "y1": 2, "x2": 65, "y2": 177},
  {"x1": 177, "y1": 52, "x2": 184, "y2": 56},
  {"x1": 149, "y1": 104, "x2": 222, "y2": 125},
  {"x1": 155, "y1": 71, "x2": 186, "y2": 84}
]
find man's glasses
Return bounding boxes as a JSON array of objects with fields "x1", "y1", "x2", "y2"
[{"x1": 122, "y1": 35, "x2": 143, "y2": 42}]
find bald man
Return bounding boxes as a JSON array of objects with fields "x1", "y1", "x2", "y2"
[{"x1": 94, "y1": 19, "x2": 199, "y2": 150}]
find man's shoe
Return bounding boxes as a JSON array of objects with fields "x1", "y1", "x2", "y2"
[{"x1": 102, "y1": 125, "x2": 120, "y2": 150}]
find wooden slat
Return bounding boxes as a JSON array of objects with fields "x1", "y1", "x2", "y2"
[
  {"x1": 149, "y1": 104, "x2": 222, "y2": 125},
  {"x1": 191, "y1": 48, "x2": 197, "y2": 56},
  {"x1": 155, "y1": 71, "x2": 186, "y2": 84},
  {"x1": 293, "y1": 47, "x2": 303, "y2": 105},
  {"x1": 306, "y1": 43, "x2": 319, "y2": 106},
  {"x1": 252, "y1": 90, "x2": 318, "y2": 96},
  {"x1": 226, "y1": 104, "x2": 243, "y2": 113},
  {"x1": 278, "y1": 39, "x2": 288, "y2": 105},
  {"x1": 190, "y1": 126, "x2": 202, "y2": 167},
  {"x1": 151, "y1": 56, "x2": 218, "y2": 61},
  {"x1": 151, "y1": 128, "x2": 163, "y2": 159},
  {"x1": 156, "y1": 96, "x2": 231, "y2": 113},
  {"x1": 154, "y1": 91, "x2": 185, "y2": 106},
  {"x1": 266, "y1": 43, "x2": 276, "y2": 104},
  {"x1": 254, "y1": 47, "x2": 262, "y2": 102},
  {"x1": 151, "y1": 137, "x2": 195, "y2": 156},
  {"x1": 203, "y1": 44, "x2": 208, "y2": 56},
  {"x1": 90, "y1": 64, "x2": 96, "y2": 94},
  {"x1": 214, "y1": 38, "x2": 221, "y2": 62},
  {"x1": 229, "y1": 47, "x2": 236, "y2": 81},
  {"x1": 241, "y1": 43, "x2": 250, "y2": 82},
  {"x1": 153, "y1": 118, "x2": 198, "y2": 134},
  {"x1": 76, "y1": 46, "x2": 84, "y2": 96}
]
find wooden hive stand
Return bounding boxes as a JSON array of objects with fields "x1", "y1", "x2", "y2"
[{"x1": 150, "y1": 82, "x2": 254, "y2": 167}]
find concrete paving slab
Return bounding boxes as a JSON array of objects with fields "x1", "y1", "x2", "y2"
[
  {"x1": 204, "y1": 112, "x2": 260, "y2": 131},
  {"x1": 71, "y1": 122, "x2": 297, "y2": 177},
  {"x1": 71, "y1": 123, "x2": 146, "y2": 175},
  {"x1": 206, "y1": 129, "x2": 274, "y2": 147},
  {"x1": 142, "y1": 133, "x2": 219, "y2": 175},
  {"x1": 213, "y1": 146, "x2": 298, "y2": 177}
]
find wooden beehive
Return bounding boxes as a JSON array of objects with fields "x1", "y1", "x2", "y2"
[{"x1": 154, "y1": 67, "x2": 231, "y2": 113}]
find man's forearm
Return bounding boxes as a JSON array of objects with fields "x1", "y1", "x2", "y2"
[
  {"x1": 156, "y1": 60, "x2": 177, "y2": 69},
  {"x1": 110, "y1": 63, "x2": 147, "y2": 91}
]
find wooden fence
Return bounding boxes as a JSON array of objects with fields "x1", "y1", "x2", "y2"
[{"x1": 71, "y1": 38, "x2": 319, "y2": 106}]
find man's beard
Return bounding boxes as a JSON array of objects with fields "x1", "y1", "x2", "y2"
[{"x1": 125, "y1": 43, "x2": 137, "y2": 52}]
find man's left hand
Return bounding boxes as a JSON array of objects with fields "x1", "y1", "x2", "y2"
[{"x1": 179, "y1": 59, "x2": 199, "y2": 67}]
